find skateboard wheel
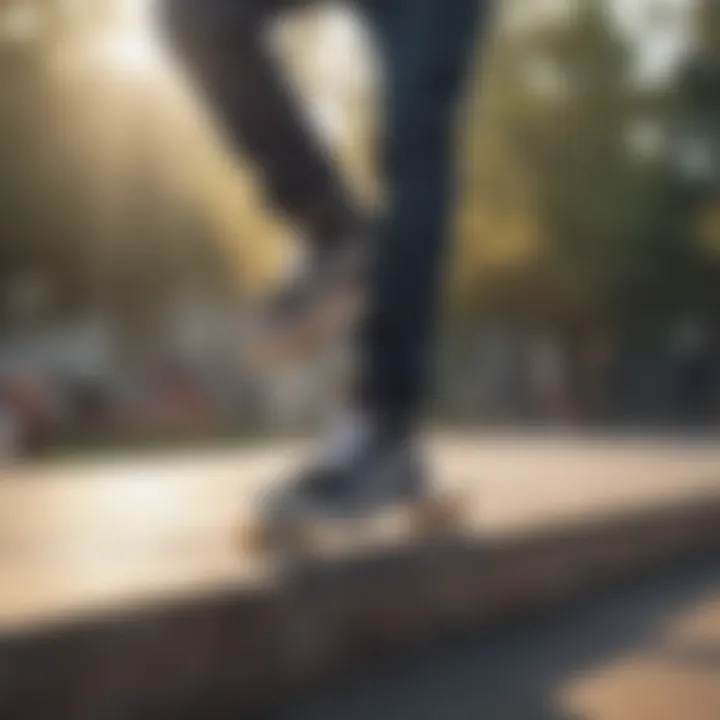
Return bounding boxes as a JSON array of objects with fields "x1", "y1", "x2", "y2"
[
  {"x1": 239, "y1": 520, "x2": 318, "y2": 555},
  {"x1": 408, "y1": 496, "x2": 460, "y2": 533},
  {"x1": 239, "y1": 520, "x2": 274, "y2": 554}
]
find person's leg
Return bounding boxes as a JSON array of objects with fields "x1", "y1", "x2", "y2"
[
  {"x1": 160, "y1": 0, "x2": 357, "y2": 246},
  {"x1": 359, "y1": 0, "x2": 492, "y2": 438},
  {"x1": 261, "y1": 1, "x2": 493, "y2": 524}
]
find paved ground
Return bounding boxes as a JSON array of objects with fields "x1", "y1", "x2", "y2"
[
  {"x1": 2, "y1": 433, "x2": 719, "y2": 632},
  {"x1": 280, "y1": 556, "x2": 720, "y2": 720}
]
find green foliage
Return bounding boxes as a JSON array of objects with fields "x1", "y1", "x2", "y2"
[{"x1": 451, "y1": 0, "x2": 718, "y2": 337}]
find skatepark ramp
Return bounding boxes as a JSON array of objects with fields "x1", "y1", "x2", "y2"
[{"x1": 1, "y1": 435, "x2": 719, "y2": 718}]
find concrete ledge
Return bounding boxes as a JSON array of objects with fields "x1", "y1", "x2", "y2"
[{"x1": 2, "y1": 495, "x2": 719, "y2": 720}]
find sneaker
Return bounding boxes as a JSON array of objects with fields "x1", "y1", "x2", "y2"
[
  {"x1": 263, "y1": 413, "x2": 426, "y2": 524},
  {"x1": 246, "y1": 235, "x2": 366, "y2": 366}
]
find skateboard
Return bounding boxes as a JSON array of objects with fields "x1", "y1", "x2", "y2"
[{"x1": 240, "y1": 491, "x2": 464, "y2": 557}]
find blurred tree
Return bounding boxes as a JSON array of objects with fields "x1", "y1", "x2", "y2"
[
  {"x1": 452, "y1": 0, "x2": 673, "y2": 337},
  {"x1": 0, "y1": 0, "x2": 254, "y2": 355},
  {"x1": 641, "y1": 0, "x2": 720, "y2": 329},
  {"x1": 441, "y1": 0, "x2": 720, "y2": 421}
]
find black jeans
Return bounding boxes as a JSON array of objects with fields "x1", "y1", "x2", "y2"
[{"x1": 162, "y1": 0, "x2": 488, "y2": 435}]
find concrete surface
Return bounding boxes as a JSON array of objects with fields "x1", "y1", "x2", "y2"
[
  {"x1": 282, "y1": 556, "x2": 720, "y2": 720},
  {"x1": 0, "y1": 433, "x2": 719, "y2": 719},
  {"x1": 2, "y1": 433, "x2": 719, "y2": 631}
]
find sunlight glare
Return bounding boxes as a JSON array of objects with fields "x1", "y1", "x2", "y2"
[{"x1": 98, "y1": 0, "x2": 167, "y2": 79}]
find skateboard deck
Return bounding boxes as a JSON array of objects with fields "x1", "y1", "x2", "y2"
[{"x1": 240, "y1": 491, "x2": 464, "y2": 557}]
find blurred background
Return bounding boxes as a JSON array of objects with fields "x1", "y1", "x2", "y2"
[{"x1": 0, "y1": 0, "x2": 718, "y2": 458}]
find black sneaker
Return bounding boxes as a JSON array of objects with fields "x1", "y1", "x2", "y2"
[{"x1": 264, "y1": 439, "x2": 427, "y2": 525}]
